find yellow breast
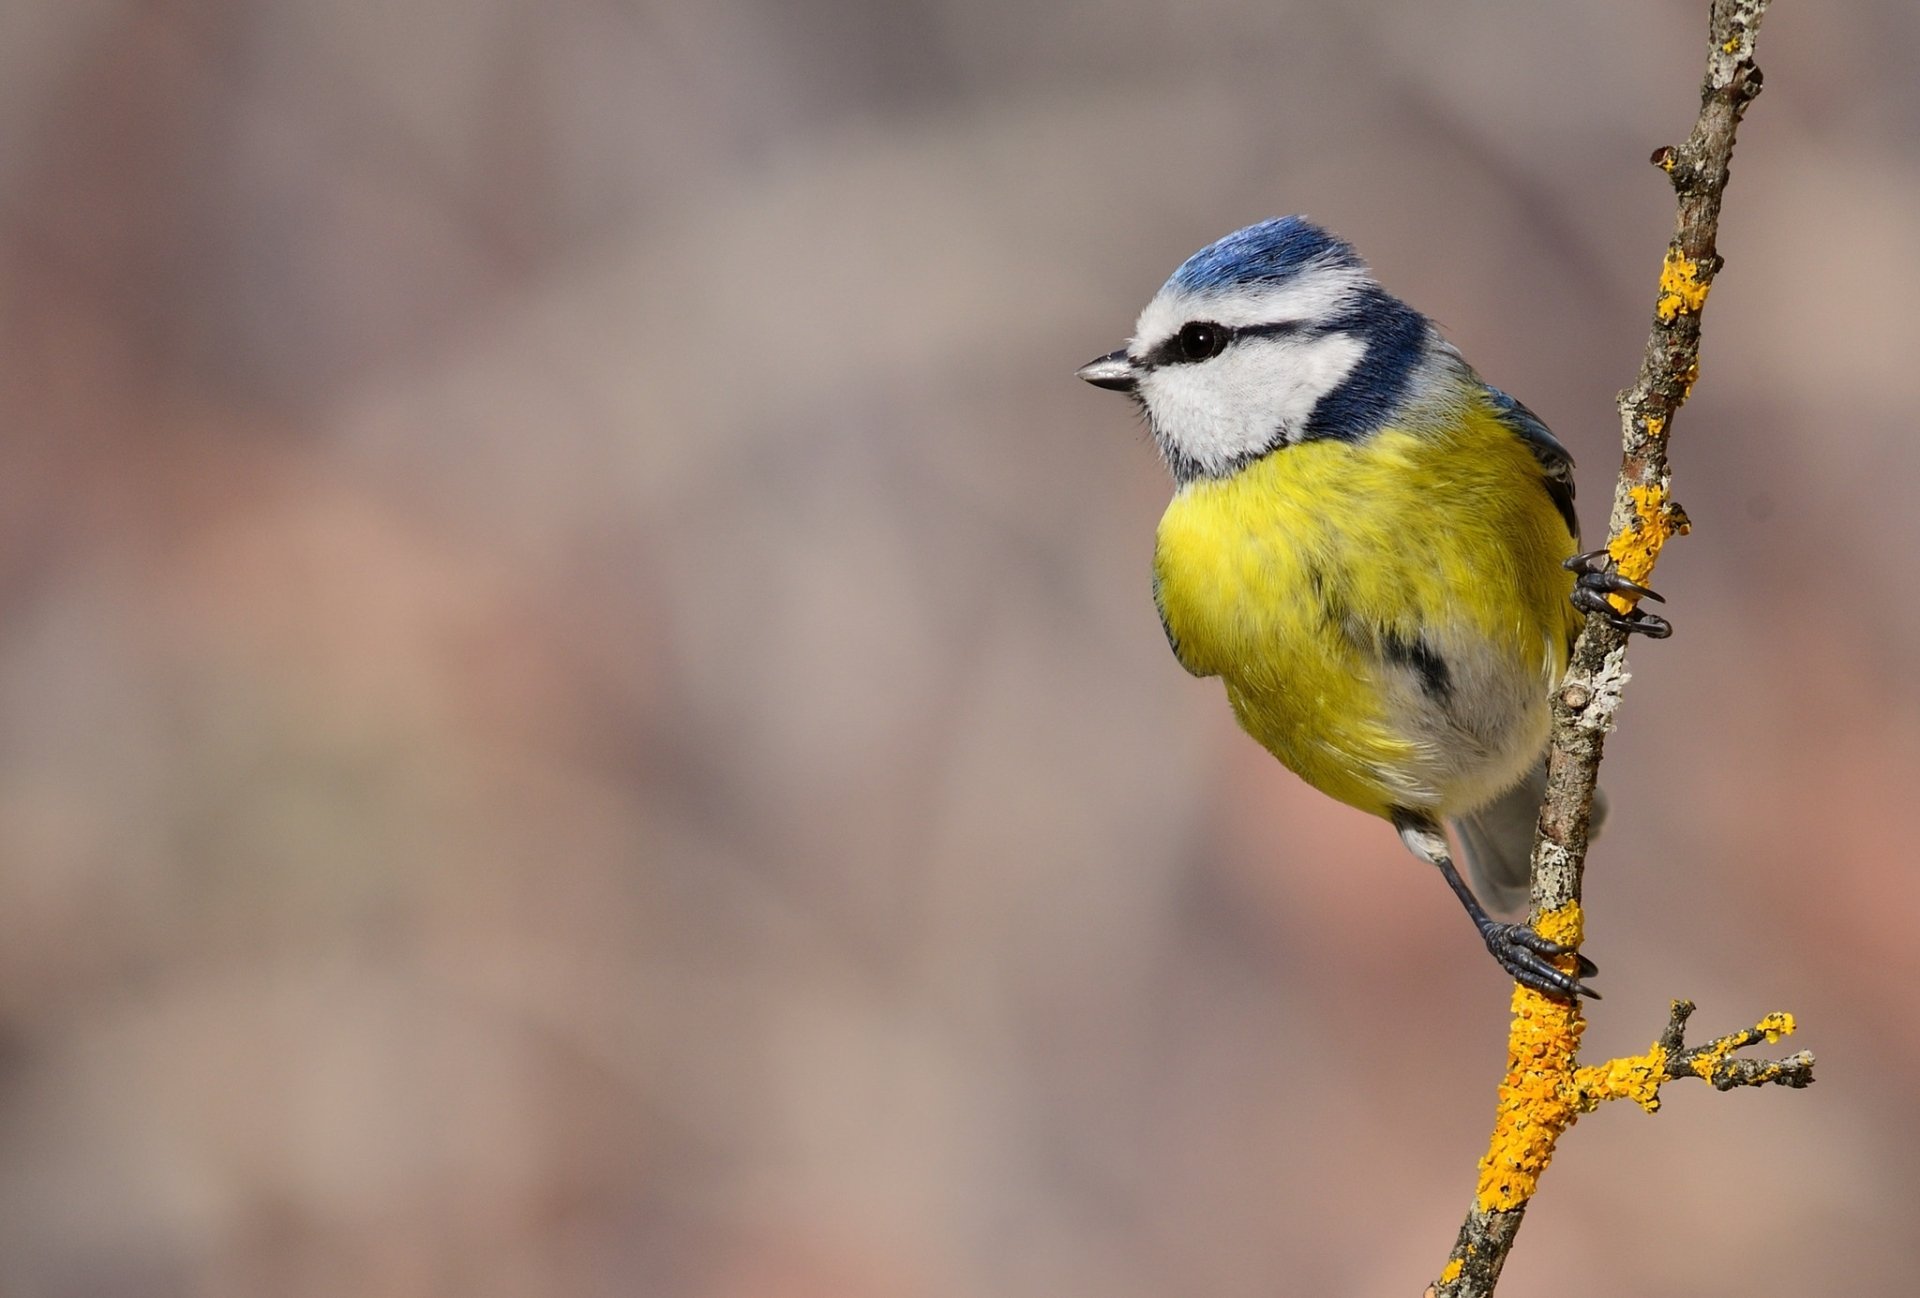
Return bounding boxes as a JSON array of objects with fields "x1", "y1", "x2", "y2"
[{"x1": 1152, "y1": 411, "x2": 1582, "y2": 819}]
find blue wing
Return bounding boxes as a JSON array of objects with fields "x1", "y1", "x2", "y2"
[{"x1": 1485, "y1": 384, "x2": 1580, "y2": 542}]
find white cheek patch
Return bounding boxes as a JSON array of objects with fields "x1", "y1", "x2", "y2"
[
  {"x1": 1132, "y1": 265, "x2": 1370, "y2": 348},
  {"x1": 1141, "y1": 332, "x2": 1367, "y2": 476}
]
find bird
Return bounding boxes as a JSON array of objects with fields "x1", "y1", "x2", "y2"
[{"x1": 1076, "y1": 216, "x2": 1670, "y2": 999}]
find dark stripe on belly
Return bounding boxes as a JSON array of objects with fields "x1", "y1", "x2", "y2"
[{"x1": 1380, "y1": 628, "x2": 1453, "y2": 702}]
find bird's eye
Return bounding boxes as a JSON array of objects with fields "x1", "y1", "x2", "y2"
[{"x1": 1176, "y1": 321, "x2": 1229, "y2": 361}]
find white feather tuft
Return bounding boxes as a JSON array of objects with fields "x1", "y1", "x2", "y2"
[{"x1": 1138, "y1": 332, "x2": 1366, "y2": 476}]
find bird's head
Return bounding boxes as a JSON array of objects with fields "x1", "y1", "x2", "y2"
[{"x1": 1078, "y1": 217, "x2": 1428, "y2": 483}]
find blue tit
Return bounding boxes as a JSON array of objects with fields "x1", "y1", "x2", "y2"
[{"x1": 1077, "y1": 217, "x2": 1669, "y2": 999}]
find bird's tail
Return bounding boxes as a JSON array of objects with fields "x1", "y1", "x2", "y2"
[{"x1": 1451, "y1": 766, "x2": 1608, "y2": 917}]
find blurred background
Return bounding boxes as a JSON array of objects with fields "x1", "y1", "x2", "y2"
[{"x1": 1, "y1": 1, "x2": 1915, "y2": 1295}]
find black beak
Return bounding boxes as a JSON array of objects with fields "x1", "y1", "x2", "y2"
[{"x1": 1076, "y1": 349, "x2": 1137, "y2": 393}]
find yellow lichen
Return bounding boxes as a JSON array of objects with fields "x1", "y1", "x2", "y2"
[
  {"x1": 1691, "y1": 1013, "x2": 1798, "y2": 1082},
  {"x1": 1604, "y1": 483, "x2": 1690, "y2": 608},
  {"x1": 1474, "y1": 903, "x2": 1587, "y2": 1212},
  {"x1": 1470, "y1": 909, "x2": 1799, "y2": 1215},
  {"x1": 1533, "y1": 901, "x2": 1583, "y2": 950},
  {"x1": 1574, "y1": 1043, "x2": 1668, "y2": 1114},
  {"x1": 1655, "y1": 249, "x2": 1711, "y2": 322},
  {"x1": 1688, "y1": 1037, "x2": 1737, "y2": 1082},
  {"x1": 1643, "y1": 415, "x2": 1666, "y2": 439},
  {"x1": 1439, "y1": 1258, "x2": 1464, "y2": 1285}
]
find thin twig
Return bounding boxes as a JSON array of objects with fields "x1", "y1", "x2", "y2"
[{"x1": 1430, "y1": 4, "x2": 1803, "y2": 1294}]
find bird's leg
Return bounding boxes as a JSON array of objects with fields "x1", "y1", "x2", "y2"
[
  {"x1": 1392, "y1": 812, "x2": 1599, "y2": 1000},
  {"x1": 1566, "y1": 549, "x2": 1672, "y2": 638}
]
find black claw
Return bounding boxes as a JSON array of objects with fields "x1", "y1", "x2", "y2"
[
  {"x1": 1506, "y1": 926, "x2": 1569, "y2": 956},
  {"x1": 1569, "y1": 556, "x2": 1674, "y2": 639},
  {"x1": 1482, "y1": 922, "x2": 1600, "y2": 1001},
  {"x1": 1574, "y1": 590, "x2": 1674, "y2": 638},
  {"x1": 1582, "y1": 571, "x2": 1665, "y2": 602},
  {"x1": 1496, "y1": 929, "x2": 1597, "y2": 977}
]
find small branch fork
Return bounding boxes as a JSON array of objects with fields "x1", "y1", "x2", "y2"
[
  {"x1": 1430, "y1": 3, "x2": 1810, "y2": 1294},
  {"x1": 1647, "y1": 1000, "x2": 1815, "y2": 1097}
]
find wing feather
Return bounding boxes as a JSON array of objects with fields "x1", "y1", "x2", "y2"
[{"x1": 1484, "y1": 385, "x2": 1579, "y2": 542}]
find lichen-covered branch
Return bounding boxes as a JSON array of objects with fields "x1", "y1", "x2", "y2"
[
  {"x1": 1430, "y1": 4, "x2": 1807, "y2": 1295},
  {"x1": 1430, "y1": 1001, "x2": 1811, "y2": 1297},
  {"x1": 1638, "y1": 999, "x2": 1815, "y2": 1097}
]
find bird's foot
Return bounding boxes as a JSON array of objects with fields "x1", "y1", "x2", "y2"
[
  {"x1": 1481, "y1": 921, "x2": 1600, "y2": 1000},
  {"x1": 1566, "y1": 550, "x2": 1672, "y2": 638}
]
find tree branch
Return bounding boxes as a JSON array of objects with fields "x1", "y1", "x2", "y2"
[{"x1": 1430, "y1": 4, "x2": 1808, "y2": 1293}]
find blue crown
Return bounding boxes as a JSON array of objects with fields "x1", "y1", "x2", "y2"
[{"x1": 1168, "y1": 216, "x2": 1362, "y2": 293}]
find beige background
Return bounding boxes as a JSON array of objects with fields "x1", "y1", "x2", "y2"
[{"x1": 2, "y1": 2, "x2": 1915, "y2": 1295}]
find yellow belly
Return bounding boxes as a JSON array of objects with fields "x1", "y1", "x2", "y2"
[{"x1": 1152, "y1": 415, "x2": 1583, "y2": 820}]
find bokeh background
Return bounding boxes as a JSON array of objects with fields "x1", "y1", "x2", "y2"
[{"x1": 2, "y1": 1, "x2": 1916, "y2": 1295}]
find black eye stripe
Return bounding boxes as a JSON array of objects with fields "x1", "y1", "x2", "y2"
[
  {"x1": 1145, "y1": 319, "x2": 1317, "y2": 368},
  {"x1": 1236, "y1": 321, "x2": 1315, "y2": 341}
]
